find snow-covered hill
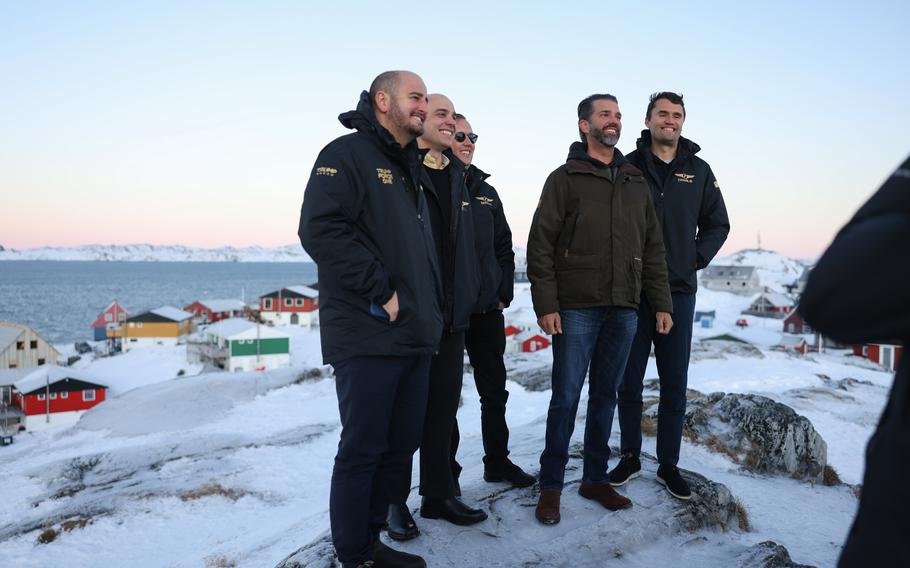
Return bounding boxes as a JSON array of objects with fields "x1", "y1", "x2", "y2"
[
  {"x1": 713, "y1": 248, "x2": 811, "y2": 293},
  {"x1": 0, "y1": 244, "x2": 312, "y2": 263}
]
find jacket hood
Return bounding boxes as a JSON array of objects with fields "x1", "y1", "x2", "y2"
[
  {"x1": 566, "y1": 141, "x2": 626, "y2": 168},
  {"x1": 338, "y1": 90, "x2": 409, "y2": 153},
  {"x1": 635, "y1": 129, "x2": 701, "y2": 161},
  {"x1": 466, "y1": 164, "x2": 491, "y2": 195}
]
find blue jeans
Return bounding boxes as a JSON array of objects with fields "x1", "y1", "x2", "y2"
[{"x1": 539, "y1": 307, "x2": 638, "y2": 491}]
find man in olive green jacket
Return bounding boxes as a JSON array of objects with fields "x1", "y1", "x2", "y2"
[{"x1": 528, "y1": 93, "x2": 673, "y2": 525}]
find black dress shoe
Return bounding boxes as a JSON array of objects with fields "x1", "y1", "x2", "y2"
[
  {"x1": 372, "y1": 540, "x2": 426, "y2": 568},
  {"x1": 484, "y1": 461, "x2": 537, "y2": 488},
  {"x1": 385, "y1": 503, "x2": 419, "y2": 541},
  {"x1": 420, "y1": 497, "x2": 488, "y2": 526}
]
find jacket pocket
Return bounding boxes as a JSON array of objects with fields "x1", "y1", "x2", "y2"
[
  {"x1": 554, "y1": 253, "x2": 602, "y2": 305},
  {"x1": 629, "y1": 257, "x2": 643, "y2": 303}
]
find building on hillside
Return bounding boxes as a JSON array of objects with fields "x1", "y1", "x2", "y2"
[
  {"x1": 504, "y1": 324, "x2": 521, "y2": 338},
  {"x1": 0, "y1": 323, "x2": 61, "y2": 370},
  {"x1": 700, "y1": 266, "x2": 762, "y2": 295},
  {"x1": 782, "y1": 309, "x2": 812, "y2": 334},
  {"x1": 90, "y1": 301, "x2": 129, "y2": 341},
  {"x1": 777, "y1": 335, "x2": 809, "y2": 355},
  {"x1": 853, "y1": 342, "x2": 904, "y2": 372},
  {"x1": 259, "y1": 285, "x2": 319, "y2": 327},
  {"x1": 1, "y1": 366, "x2": 107, "y2": 432},
  {"x1": 108, "y1": 306, "x2": 194, "y2": 350},
  {"x1": 187, "y1": 318, "x2": 290, "y2": 372},
  {"x1": 743, "y1": 292, "x2": 794, "y2": 318},
  {"x1": 506, "y1": 331, "x2": 551, "y2": 354},
  {"x1": 183, "y1": 299, "x2": 246, "y2": 324},
  {"x1": 514, "y1": 261, "x2": 528, "y2": 283}
]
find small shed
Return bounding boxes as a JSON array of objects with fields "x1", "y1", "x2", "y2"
[
  {"x1": 90, "y1": 301, "x2": 129, "y2": 341},
  {"x1": 778, "y1": 335, "x2": 809, "y2": 355}
]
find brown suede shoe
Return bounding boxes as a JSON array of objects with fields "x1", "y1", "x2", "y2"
[
  {"x1": 535, "y1": 489, "x2": 561, "y2": 525},
  {"x1": 578, "y1": 481, "x2": 632, "y2": 511}
]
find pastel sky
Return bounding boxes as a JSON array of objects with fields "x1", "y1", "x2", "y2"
[{"x1": 1, "y1": 1, "x2": 907, "y2": 259}]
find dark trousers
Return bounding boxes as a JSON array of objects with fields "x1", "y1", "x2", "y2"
[
  {"x1": 463, "y1": 311, "x2": 511, "y2": 467},
  {"x1": 617, "y1": 292, "x2": 696, "y2": 465},
  {"x1": 539, "y1": 307, "x2": 638, "y2": 491},
  {"x1": 330, "y1": 354, "x2": 431, "y2": 566},
  {"x1": 416, "y1": 331, "x2": 466, "y2": 499}
]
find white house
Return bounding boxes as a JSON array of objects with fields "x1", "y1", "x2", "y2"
[
  {"x1": 188, "y1": 318, "x2": 291, "y2": 373},
  {"x1": 700, "y1": 266, "x2": 762, "y2": 295},
  {"x1": 259, "y1": 286, "x2": 319, "y2": 328}
]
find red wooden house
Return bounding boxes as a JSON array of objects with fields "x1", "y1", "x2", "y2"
[
  {"x1": 853, "y1": 342, "x2": 903, "y2": 372},
  {"x1": 10, "y1": 366, "x2": 107, "y2": 431},
  {"x1": 91, "y1": 301, "x2": 129, "y2": 341},
  {"x1": 259, "y1": 285, "x2": 319, "y2": 327},
  {"x1": 507, "y1": 330, "x2": 551, "y2": 353},
  {"x1": 183, "y1": 299, "x2": 246, "y2": 324},
  {"x1": 504, "y1": 324, "x2": 521, "y2": 337},
  {"x1": 782, "y1": 310, "x2": 813, "y2": 335}
]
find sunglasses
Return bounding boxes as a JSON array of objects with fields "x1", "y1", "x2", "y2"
[{"x1": 454, "y1": 131, "x2": 478, "y2": 144}]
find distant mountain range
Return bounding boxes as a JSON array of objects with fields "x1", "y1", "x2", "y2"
[{"x1": 0, "y1": 244, "x2": 313, "y2": 262}]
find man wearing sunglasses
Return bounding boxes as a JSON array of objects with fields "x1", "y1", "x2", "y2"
[
  {"x1": 447, "y1": 113, "x2": 536, "y2": 492},
  {"x1": 612, "y1": 92, "x2": 729, "y2": 501},
  {"x1": 527, "y1": 94, "x2": 673, "y2": 525}
]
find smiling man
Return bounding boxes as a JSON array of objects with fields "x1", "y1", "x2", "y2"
[
  {"x1": 298, "y1": 70, "x2": 439, "y2": 568},
  {"x1": 527, "y1": 94, "x2": 673, "y2": 525},
  {"x1": 448, "y1": 113, "x2": 535, "y2": 491},
  {"x1": 612, "y1": 92, "x2": 729, "y2": 501},
  {"x1": 386, "y1": 94, "x2": 484, "y2": 539}
]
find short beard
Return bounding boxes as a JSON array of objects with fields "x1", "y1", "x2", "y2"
[
  {"x1": 390, "y1": 99, "x2": 424, "y2": 138},
  {"x1": 591, "y1": 128, "x2": 619, "y2": 148}
]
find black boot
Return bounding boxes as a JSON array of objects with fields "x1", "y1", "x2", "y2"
[
  {"x1": 372, "y1": 540, "x2": 426, "y2": 568},
  {"x1": 420, "y1": 496, "x2": 488, "y2": 525},
  {"x1": 386, "y1": 503, "x2": 419, "y2": 541},
  {"x1": 484, "y1": 460, "x2": 537, "y2": 488}
]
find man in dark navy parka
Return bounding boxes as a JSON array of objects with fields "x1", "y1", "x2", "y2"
[
  {"x1": 800, "y1": 155, "x2": 910, "y2": 568},
  {"x1": 298, "y1": 70, "x2": 440, "y2": 568}
]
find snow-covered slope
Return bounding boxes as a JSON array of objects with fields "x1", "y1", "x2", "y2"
[
  {"x1": 0, "y1": 244, "x2": 312, "y2": 263},
  {"x1": 713, "y1": 248, "x2": 810, "y2": 293}
]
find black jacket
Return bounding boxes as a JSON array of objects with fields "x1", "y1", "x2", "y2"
[
  {"x1": 467, "y1": 164, "x2": 515, "y2": 313},
  {"x1": 298, "y1": 91, "x2": 443, "y2": 364},
  {"x1": 420, "y1": 150, "x2": 480, "y2": 332},
  {"x1": 800, "y1": 156, "x2": 910, "y2": 568},
  {"x1": 626, "y1": 131, "x2": 730, "y2": 294}
]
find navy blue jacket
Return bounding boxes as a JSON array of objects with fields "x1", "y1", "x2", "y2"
[
  {"x1": 298, "y1": 91, "x2": 443, "y2": 363},
  {"x1": 420, "y1": 150, "x2": 480, "y2": 332},
  {"x1": 626, "y1": 131, "x2": 730, "y2": 294},
  {"x1": 467, "y1": 164, "x2": 515, "y2": 313}
]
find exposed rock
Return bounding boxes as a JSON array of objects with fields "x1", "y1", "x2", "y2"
[
  {"x1": 684, "y1": 393, "x2": 828, "y2": 482},
  {"x1": 692, "y1": 339, "x2": 765, "y2": 361},
  {"x1": 276, "y1": 451, "x2": 743, "y2": 567},
  {"x1": 506, "y1": 364, "x2": 552, "y2": 392},
  {"x1": 736, "y1": 540, "x2": 816, "y2": 567}
]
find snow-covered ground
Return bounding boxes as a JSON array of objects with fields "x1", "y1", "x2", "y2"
[{"x1": 0, "y1": 253, "x2": 892, "y2": 567}]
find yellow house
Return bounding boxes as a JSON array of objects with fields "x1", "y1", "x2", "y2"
[
  {"x1": 109, "y1": 306, "x2": 194, "y2": 350},
  {"x1": 0, "y1": 322, "x2": 61, "y2": 370}
]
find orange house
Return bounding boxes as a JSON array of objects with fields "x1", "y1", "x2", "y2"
[{"x1": 109, "y1": 306, "x2": 194, "y2": 350}]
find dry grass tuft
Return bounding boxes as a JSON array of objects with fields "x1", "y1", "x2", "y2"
[
  {"x1": 205, "y1": 554, "x2": 238, "y2": 568},
  {"x1": 37, "y1": 527, "x2": 58, "y2": 544},
  {"x1": 60, "y1": 518, "x2": 91, "y2": 532},
  {"x1": 180, "y1": 483, "x2": 247, "y2": 502},
  {"x1": 823, "y1": 464, "x2": 842, "y2": 486},
  {"x1": 641, "y1": 415, "x2": 658, "y2": 437},
  {"x1": 734, "y1": 497, "x2": 751, "y2": 531}
]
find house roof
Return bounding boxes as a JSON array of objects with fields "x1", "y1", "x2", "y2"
[
  {"x1": 205, "y1": 318, "x2": 289, "y2": 340},
  {"x1": 0, "y1": 325, "x2": 24, "y2": 354},
  {"x1": 779, "y1": 335, "x2": 808, "y2": 347},
  {"x1": 514, "y1": 330, "x2": 547, "y2": 343},
  {"x1": 0, "y1": 368, "x2": 31, "y2": 387},
  {"x1": 261, "y1": 285, "x2": 318, "y2": 300},
  {"x1": 12, "y1": 365, "x2": 107, "y2": 395},
  {"x1": 701, "y1": 265, "x2": 757, "y2": 281},
  {"x1": 129, "y1": 306, "x2": 193, "y2": 323},
  {"x1": 191, "y1": 299, "x2": 246, "y2": 313},
  {"x1": 752, "y1": 292, "x2": 793, "y2": 307}
]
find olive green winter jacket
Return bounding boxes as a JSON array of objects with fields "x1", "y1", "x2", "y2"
[{"x1": 527, "y1": 143, "x2": 673, "y2": 318}]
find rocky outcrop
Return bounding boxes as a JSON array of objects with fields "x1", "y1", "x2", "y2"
[
  {"x1": 736, "y1": 540, "x2": 816, "y2": 567},
  {"x1": 684, "y1": 393, "x2": 828, "y2": 482}
]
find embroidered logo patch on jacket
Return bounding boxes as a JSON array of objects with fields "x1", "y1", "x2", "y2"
[
  {"x1": 376, "y1": 168, "x2": 393, "y2": 185},
  {"x1": 474, "y1": 196, "x2": 495, "y2": 207},
  {"x1": 674, "y1": 173, "x2": 695, "y2": 183}
]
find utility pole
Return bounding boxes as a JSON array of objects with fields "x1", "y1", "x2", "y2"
[
  {"x1": 757, "y1": 230, "x2": 762, "y2": 251},
  {"x1": 45, "y1": 374, "x2": 50, "y2": 424}
]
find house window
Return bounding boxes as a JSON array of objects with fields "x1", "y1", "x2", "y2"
[
  {"x1": 130, "y1": 338, "x2": 138, "y2": 343},
  {"x1": 862, "y1": 346, "x2": 869, "y2": 356},
  {"x1": 16, "y1": 341, "x2": 24, "y2": 350},
  {"x1": 788, "y1": 324, "x2": 795, "y2": 333},
  {"x1": 83, "y1": 390, "x2": 96, "y2": 401},
  {"x1": 284, "y1": 298, "x2": 292, "y2": 306},
  {"x1": 30, "y1": 340, "x2": 37, "y2": 349},
  {"x1": 129, "y1": 322, "x2": 135, "y2": 328},
  {"x1": 37, "y1": 393, "x2": 46, "y2": 401},
  {"x1": 8, "y1": 363, "x2": 16, "y2": 369},
  {"x1": 105, "y1": 313, "x2": 113, "y2": 322},
  {"x1": 50, "y1": 393, "x2": 57, "y2": 400},
  {"x1": 60, "y1": 392, "x2": 68, "y2": 399},
  {"x1": 119, "y1": 313, "x2": 126, "y2": 321},
  {"x1": 137, "y1": 322, "x2": 143, "y2": 328},
  {"x1": 264, "y1": 298, "x2": 272, "y2": 310},
  {"x1": 38, "y1": 358, "x2": 46, "y2": 365},
  {"x1": 296, "y1": 298, "x2": 304, "y2": 306}
]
